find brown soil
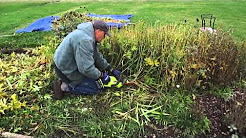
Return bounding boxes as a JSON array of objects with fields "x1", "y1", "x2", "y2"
[
  {"x1": 195, "y1": 94, "x2": 231, "y2": 138},
  {"x1": 0, "y1": 48, "x2": 36, "y2": 57},
  {"x1": 144, "y1": 88, "x2": 246, "y2": 138},
  {"x1": 0, "y1": 49, "x2": 28, "y2": 54}
]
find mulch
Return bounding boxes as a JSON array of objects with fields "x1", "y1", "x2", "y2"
[
  {"x1": 196, "y1": 88, "x2": 246, "y2": 138},
  {"x1": 144, "y1": 88, "x2": 246, "y2": 138}
]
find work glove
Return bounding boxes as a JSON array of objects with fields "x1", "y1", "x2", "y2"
[
  {"x1": 100, "y1": 72, "x2": 110, "y2": 85},
  {"x1": 106, "y1": 65, "x2": 121, "y2": 80},
  {"x1": 112, "y1": 69, "x2": 121, "y2": 80}
]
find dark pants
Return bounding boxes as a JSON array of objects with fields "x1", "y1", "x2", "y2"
[
  {"x1": 54, "y1": 65, "x2": 100, "y2": 95},
  {"x1": 68, "y1": 78, "x2": 100, "y2": 95}
]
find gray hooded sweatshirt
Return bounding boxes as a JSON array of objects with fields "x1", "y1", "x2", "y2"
[{"x1": 54, "y1": 22, "x2": 110, "y2": 87}]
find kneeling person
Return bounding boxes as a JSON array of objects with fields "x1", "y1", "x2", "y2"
[{"x1": 53, "y1": 20, "x2": 121, "y2": 99}]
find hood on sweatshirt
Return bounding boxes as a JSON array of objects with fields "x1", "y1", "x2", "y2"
[
  {"x1": 76, "y1": 22, "x2": 95, "y2": 40},
  {"x1": 77, "y1": 22, "x2": 94, "y2": 32}
]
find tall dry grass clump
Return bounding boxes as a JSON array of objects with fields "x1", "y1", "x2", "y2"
[{"x1": 101, "y1": 22, "x2": 246, "y2": 92}]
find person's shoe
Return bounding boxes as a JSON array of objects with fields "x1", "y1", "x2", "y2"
[{"x1": 53, "y1": 79, "x2": 63, "y2": 100}]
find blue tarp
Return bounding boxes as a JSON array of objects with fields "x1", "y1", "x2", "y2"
[
  {"x1": 16, "y1": 16, "x2": 60, "y2": 33},
  {"x1": 15, "y1": 14, "x2": 133, "y2": 33},
  {"x1": 87, "y1": 13, "x2": 134, "y2": 28}
]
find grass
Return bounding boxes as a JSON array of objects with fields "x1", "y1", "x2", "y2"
[
  {"x1": 0, "y1": 1, "x2": 245, "y2": 49},
  {"x1": 1, "y1": 1, "x2": 246, "y2": 137},
  {"x1": 80, "y1": 1, "x2": 246, "y2": 39}
]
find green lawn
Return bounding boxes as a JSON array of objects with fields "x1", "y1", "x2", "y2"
[
  {"x1": 0, "y1": 1, "x2": 245, "y2": 48},
  {"x1": 80, "y1": 1, "x2": 246, "y2": 40}
]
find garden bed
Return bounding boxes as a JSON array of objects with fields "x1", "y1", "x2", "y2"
[{"x1": 1, "y1": 10, "x2": 245, "y2": 137}]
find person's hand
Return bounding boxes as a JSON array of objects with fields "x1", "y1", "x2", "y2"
[
  {"x1": 112, "y1": 69, "x2": 121, "y2": 80},
  {"x1": 105, "y1": 65, "x2": 121, "y2": 80},
  {"x1": 100, "y1": 72, "x2": 110, "y2": 84}
]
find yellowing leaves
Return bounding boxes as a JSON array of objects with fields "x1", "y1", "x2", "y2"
[
  {"x1": 145, "y1": 58, "x2": 153, "y2": 66},
  {"x1": 210, "y1": 57, "x2": 216, "y2": 61},
  {"x1": 169, "y1": 70, "x2": 177, "y2": 79},
  {"x1": 10, "y1": 52, "x2": 16, "y2": 58},
  {"x1": 0, "y1": 98, "x2": 8, "y2": 114},
  {"x1": 154, "y1": 60, "x2": 160, "y2": 66},
  {"x1": 191, "y1": 64, "x2": 198, "y2": 69},
  {"x1": 9, "y1": 94, "x2": 26, "y2": 111},
  {"x1": 145, "y1": 57, "x2": 159, "y2": 67},
  {"x1": 131, "y1": 45, "x2": 138, "y2": 51},
  {"x1": 123, "y1": 51, "x2": 132, "y2": 59},
  {"x1": 30, "y1": 105, "x2": 40, "y2": 111},
  {"x1": 192, "y1": 94, "x2": 196, "y2": 100},
  {"x1": 0, "y1": 94, "x2": 26, "y2": 114},
  {"x1": 0, "y1": 83, "x2": 5, "y2": 94},
  {"x1": 191, "y1": 63, "x2": 202, "y2": 69},
  {"x1": 0, "y1": 46, "x2": 53, "y2": 115}
]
